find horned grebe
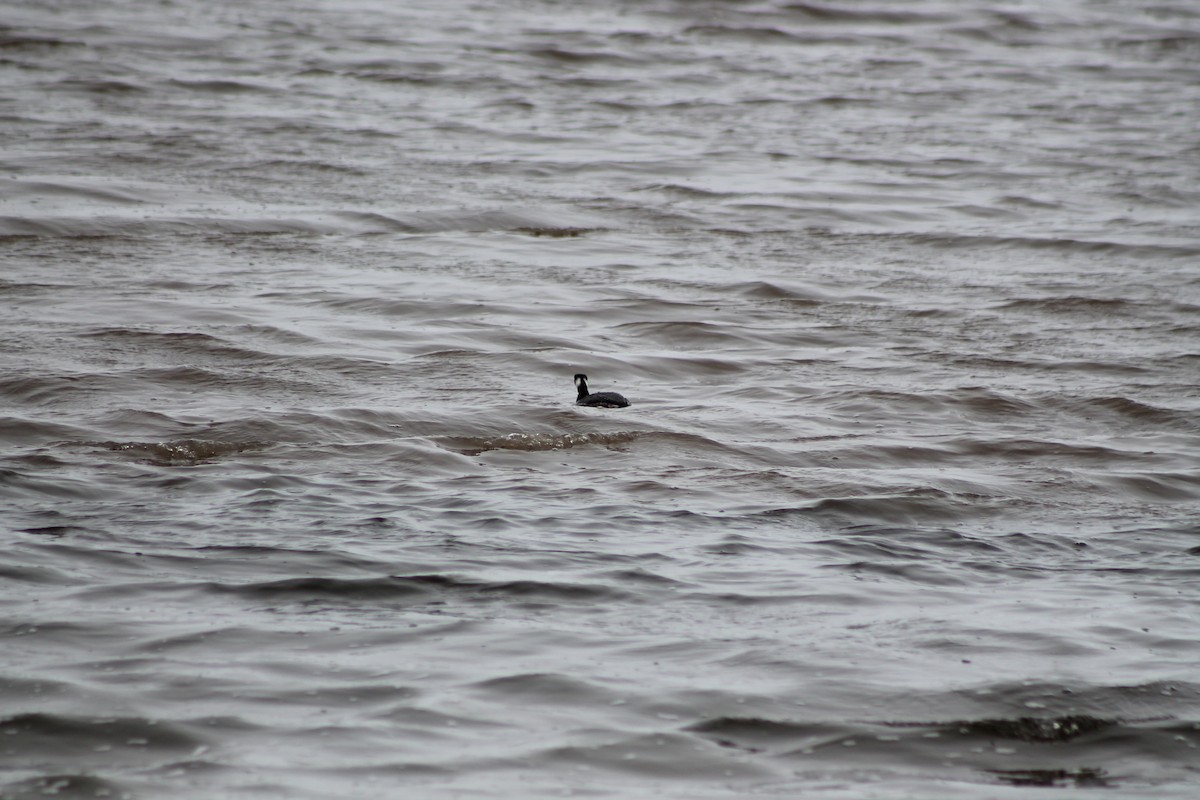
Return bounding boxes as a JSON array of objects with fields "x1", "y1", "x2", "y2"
[{"x1": 574, "y1": 374, "x2": 630, "y2": 408}]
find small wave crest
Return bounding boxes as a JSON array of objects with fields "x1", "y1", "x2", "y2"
[
  {"x1": 444, "y1": 430, "x2": 645, "y2": 456},
  {"x1": 95, "y1": 439, "x2": 271, "y2": 465}
]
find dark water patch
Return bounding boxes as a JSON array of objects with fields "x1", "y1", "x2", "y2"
[
  {"x1": 445, "y1": 430, "x2": 646, "y2": 456},
  {"x1": 807, "y1": 94, "x2": 878, "y2": 108},
  {"x1": 456, "y1": 576, "x2": 630, "y2": 604},
  {"x1": 15, "y1": 524, "x2": 87, "y2": 539},
  {"x1": 686, "y1": 25, "x2": 806, "y2": 44},
  {"x1": 0, "y1": 278, "x2": 74, "y2": 294},
  {"x1": 987, "y1": 767, "x2": 1112, "y2": 788},
  {"x1": 941, "y1": 389, "x2": 1040, "y2": 417},
  {"x1": 0, "y1": 34, "x2": 84, "y2": 50},
  {"x1": 55, "y1": 79, "x2": 148, "y2": 95},
  {"x1": 168, "y1": 78, "x2": 278, "y2": 94},
  {"x1": 938, "y1": 715, "x2": 1115, "y2": 742},
  {"x1": 2, "y1": 619, "x2": 141, "y2": 649},
  {"x1": 0, "y1": 774, "x2": 129, "y2": 800},
  {"x1": 193, "y1": 573, "x2": 632, "y2": 608},
  {"x1": 687, "y1": 705, "x2": 1197, "y2": 788},
  {"x1": 900, "y1": 232, "x2": 1200, "y2": 259},
  {"x1": 782, "y1": 3, "x2": 954, "y2": 25},
  {"x1": 1038, "y1": 360, "x2": 1152, "y2": 375},
  {"x1": 0, "y1": 712, "x2": 205, "y2": 764},
  {"x1": 999, "y1": 295, "x2": 1145, "y2": 314},
  {"x1": 956, "y1": 680, "x2": 1200, "y2": 719},
  {"x1": 219, "y1": 576, "x2": 436, "y2": 603},
  {"x1": 514, "y1": 226, "x2": 597, "y2": 238},
  {"x1": 528, "y1": 46, "x2": 641, "y2": 66},
  {"x1": 96, "y1": 438, "x2": 273, "y2": 465}
]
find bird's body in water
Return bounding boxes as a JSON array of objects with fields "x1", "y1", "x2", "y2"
[{"x1": 574, "y1": 374, "x2": 630, "y2": 408}]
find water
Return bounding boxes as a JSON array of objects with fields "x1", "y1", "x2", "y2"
[{"x1": 2, "y1": 0, "x2": 1199, "y2": 797}]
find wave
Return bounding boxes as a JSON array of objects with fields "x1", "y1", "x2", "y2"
[
  {"x1": 1, "y1": 774, "x2": 130, "y2": 799},
  {"x1": 760, "y1": 488, "x2": 991, "y2": 529},
  {"x1": 898, "y1": 232, "x2": 1200, "y2": 259},
  {"x1": 167, "y1": 78, "x2": 278, "y2": 94},
  {"x1": 0, "y1": 176, "x2": 215, "y2": 207},
  {"x1": 820, "y1": 387, "x2": 1037, "y2": 419},
  {"x1": 1048, "y1": 396, "x2": 1199, "y2": 430},
  {"x1": 0, "y1": 712, "x2": 206, "y2": 760},
  {"x1": 95, "y1": 438, "x2": 273, "y2": 465},
  {"x1": 0, "y1": 366, "x2": 314, "y2": 407},
  {"x1": 0, "y1": 416, "x2": 93, "y2": 445},
  {"x1": 0, "y1": 33, "x2": 84, "y2": 50},
  {"x1": 614, "y1": 320, "x2": 754, "y2": 349},
  {"x1": 998, "y1": 296, "x2": 1147, "y2": 313},
  {"x1": 782, "y1": 3, "x2": 954, "y2": 25},
  {"x1": 76, "y1": 574, "x2": 632, "y2": 607},
  {"x1": 444, "y1": 430, "x2": 646, "y2": 456},
  {"x1": 0, "y1": 205, "x2": 610, "y2": 239}
]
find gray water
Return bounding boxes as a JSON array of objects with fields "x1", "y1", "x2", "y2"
[{"x1": 2, "y1": 0, "x2": 1199, "y2": 797}]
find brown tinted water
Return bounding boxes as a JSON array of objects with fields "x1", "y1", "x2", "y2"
[{"x1": 2, "y1": 0, "x2": 1199, "y2": 797}]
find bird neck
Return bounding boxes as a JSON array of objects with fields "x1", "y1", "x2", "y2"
[{"x1": 575, "y1": 378, "x2": 589, "y2": 401}]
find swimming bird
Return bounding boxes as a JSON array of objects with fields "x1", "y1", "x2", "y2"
[{"x1": 574, "y1": 373, "x2": 630, "y2": 408}]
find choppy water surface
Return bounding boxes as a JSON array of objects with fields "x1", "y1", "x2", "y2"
[{"x1": 3, "y1": 0, "x2": 1199, "y2": 797}]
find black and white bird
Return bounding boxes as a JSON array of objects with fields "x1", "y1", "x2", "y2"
[{"x1": 573, "y1": 374, "x2": 630, "y2": 408}]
